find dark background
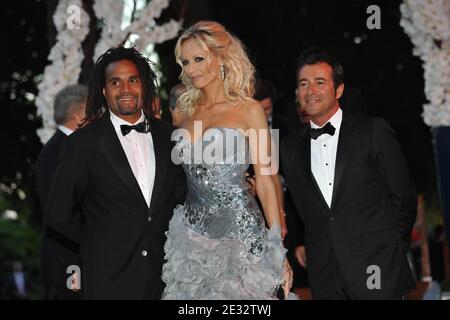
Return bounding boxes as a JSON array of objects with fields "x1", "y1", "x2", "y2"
[{"x1": 0, "y1": 0, "x2": 441, "y2": 297}]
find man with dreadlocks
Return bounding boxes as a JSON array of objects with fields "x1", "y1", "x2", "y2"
[{"x1": 45, "y1": 46, "x2": 187, "y2": 299}]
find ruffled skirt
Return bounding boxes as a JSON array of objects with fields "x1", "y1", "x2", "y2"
[{"x1": 162, "y1": 205, "x2": 292, "y2": 300}]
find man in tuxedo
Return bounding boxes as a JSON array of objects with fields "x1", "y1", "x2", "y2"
[
  {"x1": 45, "y1": 47, "x2": 187, "y2": 299},
  {"x1": 280, "y1": 50, "x2": 416, "y2": 299},
  {"x1": 291, "y1": 85, "x2": 369, "y2": 274},
  {"x1": 2, "y1": 261, "x2": 32, "y2": 300},
  {"x1": 36, "y1": 84, "x2": 88, "y2": 299}
]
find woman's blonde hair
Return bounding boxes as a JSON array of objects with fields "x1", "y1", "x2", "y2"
[{"x1": 175, "y1": 21, "x2": 255, "y2": 115}]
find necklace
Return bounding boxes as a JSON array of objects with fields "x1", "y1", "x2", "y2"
[
  {"x1": 201, "y1": 100, "x2": 228, "y2": 109},
  {"x1": 210, "y1": 100, "x2": 227, "y2": 106}
]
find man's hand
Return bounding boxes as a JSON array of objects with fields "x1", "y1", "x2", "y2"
[
  {"x1": 295, "y1": 245, "x2": 307, "y2": 268},
  {"x1": 245, "y1": 173, "x2": 257, "y2": 197}
]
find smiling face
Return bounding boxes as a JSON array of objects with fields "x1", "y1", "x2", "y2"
[
  {"x1": 179, "y1": 38, "x2": 221, "y2": 90},
  {"x1": 297, "y1": 62, "x2": 344, "y2": 126},
  {"x1": 103, "y1": 59, "x2": 143, "y2": 123}
]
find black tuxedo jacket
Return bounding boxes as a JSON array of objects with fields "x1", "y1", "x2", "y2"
[
  {"x1": 281, "y1": 113, "x2": 416, "y2": 299},
  {"x1": 270, "y1": 113, "x2": 289, "y2": 141},
  {"x1": 36, "y1": 129, "x2": 81, "y2": 289},
  {"x1": 45, "y1": 114, "x2": 187, "y2": 299}
]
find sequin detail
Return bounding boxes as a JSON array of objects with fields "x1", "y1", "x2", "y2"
[{"x1": 162, "y1": 128, "x2": 290, "y2": 300}]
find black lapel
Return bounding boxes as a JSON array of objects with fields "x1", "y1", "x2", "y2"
[
  {"x1": 97, "y1": 114, "x2": 148, "y2": 206},
  {"x1": 54, "y1": 128, "x2": 66, "y2": 141},
  {"x1": 298, "y1": 126, "x2": 330, "y2": 212},
  {"x1": 330, "y1": 113, "x2": 355, "y2": 209},
  {"x1": 299, "y1": 127, "x2": 312, "y2": 178},
  {"x1": 148, "y1": 120, "x2": 169, "y2": 215}
]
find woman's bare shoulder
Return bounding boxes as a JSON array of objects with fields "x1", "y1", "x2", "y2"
[
  {"x1": 239, "y1": 98, "x2": 265, "y2": 123},
  {"x1": 238, "y1": 98, "x2": 264, "y2": 116}
]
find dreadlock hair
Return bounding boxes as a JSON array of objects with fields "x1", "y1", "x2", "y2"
[{"x1": 84, "y1": 46, "x2": 158, "y2": 127}]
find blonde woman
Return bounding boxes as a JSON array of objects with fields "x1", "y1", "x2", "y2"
[{"x1": 162, "y1": 21, "x2": 295, "y2": 299}]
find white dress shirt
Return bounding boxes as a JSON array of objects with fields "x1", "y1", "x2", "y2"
[
  {"x1": 310, "y1": 108, "x2": 342, "y2": 208},
  {"x1": 13, "y1": 272, "x2": 26, "y2": 295},
  {"x1": 58, "y1": 125, "x2": 74, "y2": 136},
  {"x1": 109, "y1": 110, "x2": 156, "y2": 208}
]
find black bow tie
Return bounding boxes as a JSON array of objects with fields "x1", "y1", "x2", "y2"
[
  {"x1": 120, "y1": 121, "x2": 148, "y2": 136},
  {"x1": 310, "y1": 122, "x2": 336, "y2": 140}
]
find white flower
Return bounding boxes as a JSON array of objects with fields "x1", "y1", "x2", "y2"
[
  {"x1": 400, "y1": 0, "x2": 450, "y2": 127},
  {"x1": 2, "y1": 210, "x2": 18, "y2": 220},
  {"x1": 37, "y1": 0, "x2": 181, "y2": 142},
  {"x1": 35, "y1": 0, "x2": 89, "y2": 143}
]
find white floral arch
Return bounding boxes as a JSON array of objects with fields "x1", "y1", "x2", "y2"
[
  {"x1": 37, "y1": 1, "x2": 449, "y2": 142},
  {"x1": 35, "y1": 0, "x2": 181, "y2": 144},
  {"x1": 400, "y1": 0, "x2": 450, "y2": 127}
]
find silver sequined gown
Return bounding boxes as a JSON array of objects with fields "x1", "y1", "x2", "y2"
[{"x1": 162, "y1": 128, "x2": 287, "y2": 300}]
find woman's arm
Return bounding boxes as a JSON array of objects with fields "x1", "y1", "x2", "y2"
[
  {"x1": 245, "y1": 101, "x2": 281, "y2": 229},
  {"x1": 246, "y1": 172, "x2": 287, "y2": 237},
  {"x1": 245, "y1": 100, "x2": 293, "y2": 298},
  {"x1": 272, "y1": 174, "x2": 288, "y2": 239}
]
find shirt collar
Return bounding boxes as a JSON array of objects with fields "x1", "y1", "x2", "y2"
[
  {"x1": 310, "y1": 107, "x2": 342, "y2": 131},
  {"x1": 109, "y1": 110, "x2": 145, "y2": 131},
  {"x1": 58, "y1": 125, "x2": 74, "y2": 136}
]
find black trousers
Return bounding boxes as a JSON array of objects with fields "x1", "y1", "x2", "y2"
[
  {"x1": 326, "y1": 285, "x2": 404, "y2": 300},
  {"x1": 43, "y1": 285, "x2": 81, "y2": 300}
]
